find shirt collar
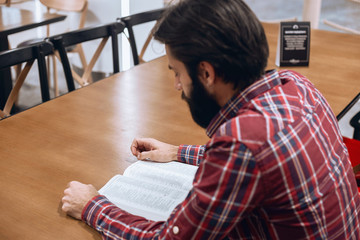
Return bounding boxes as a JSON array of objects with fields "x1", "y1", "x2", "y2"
[{"x1": 206, "y1": 69, "x2": 281, "y2": 137}]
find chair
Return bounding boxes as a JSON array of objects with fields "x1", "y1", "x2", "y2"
[
  {"x1": 323, "y1": 0, "x2": 360, "y2": 34},
  {"x1": 1, "y1": 0, "x2": 12, "y2": 49},
  {"x1": 0, "y1": 0, "x2": 10, "y2": 6},
  {"x1": 163, "y1": 0, "x2": 177, "y2": 5},
  {"x1": 0, "y1": 41, "x2": 53, "y2": 119},
  {"x1": 47, "y1": 22, "x2": 125, "y2": 92},
  {"x1": 17, "y1": 0, "x2": 89, "y2": 96},
  {"x1": 337, "y1": 93, "x2": 360, "y2": 191},
  {"x1": 120, "y1": 8, "x2": 165, "y2": 66},
  {"x1": 260, "y1": 17, "x2": 298, "y2": 24},
  {"x1": 1, "y1": 0, "x2": 35, "y2": 6}
]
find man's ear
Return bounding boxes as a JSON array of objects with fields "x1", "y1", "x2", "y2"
[{"x1": 198, "y1": 61, "x2": 216, "y2": 88}]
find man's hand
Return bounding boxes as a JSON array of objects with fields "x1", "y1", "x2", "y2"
[
  {"x1": 62, "y1": 181, "x2": 99, "y2": 220},
  {"x1": 130, "y1": 138, "x2": 179, "y2": 162}
]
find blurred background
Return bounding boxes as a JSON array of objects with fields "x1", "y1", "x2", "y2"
[{"x1": 4, "y1": 0, "x2": 360, "y2": 111}]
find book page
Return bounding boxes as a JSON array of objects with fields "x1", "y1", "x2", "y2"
[
  {"x1": 124, "y1": 161, "x2": 198, "y2": 191},
  {"x1": 99, "y1": 161, "x2": 198, "y2": 221}
]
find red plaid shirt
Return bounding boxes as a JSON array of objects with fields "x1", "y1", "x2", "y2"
[{"x1": 82, "y1": 70, "x2": 360, "y2": 239}]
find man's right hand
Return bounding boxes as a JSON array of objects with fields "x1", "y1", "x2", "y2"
[{"x1": 130, "y1": 138, "x2": 179, "y2": 163}]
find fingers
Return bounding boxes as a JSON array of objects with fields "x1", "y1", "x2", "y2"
[
  {"x1": 61, "y1": 197, "x2": 70, "y2": 212},
  {"x1": 130, "y1": 138, "x2": 156, "y2": 157},
  {"x1": 130, "y1": 138, "x2": 140, "y2": 156},
  {"x1": 62, "y1": 181, "x2": 76, "y2": 211},
  {"x1": 130, "y1": 138, "x2": 177, "y2": 162},
  {"x1": 137, "y1": 150, "x2": 157, "y2": 161},
  {"x1": 61, "y1": 181, "x2": 99, "y2": 220},
  {"x1": 61, "y1": 188, "x2": 73, "y2": 216}
]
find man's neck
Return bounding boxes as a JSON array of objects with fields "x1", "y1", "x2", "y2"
[{"x1": 212, "y1": 81, "x2": 238, "y2": 107}]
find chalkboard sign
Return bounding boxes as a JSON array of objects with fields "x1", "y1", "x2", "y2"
[{"x1": 276, "y1": 22, "x2": 311, "y2": 67}]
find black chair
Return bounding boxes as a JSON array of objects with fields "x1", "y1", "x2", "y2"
[
  {"x1": 0, "y1": 41, "x2": 53, "y2": 119},
  {"x1": 120, "y1": 8, "x2": 165, "y2": 66},
  {"x1": 47, "y1": 21, "x2": 125, "y2": 93},
  {"x1": 15, "y1": 0, "x2": 89, "y2": 97},
  {"x1": 337, "y1": 92, "x2": 360, "y2": 141},
  {"x1": 350, "y1": 111, "x2": 360, "y2": 141}
]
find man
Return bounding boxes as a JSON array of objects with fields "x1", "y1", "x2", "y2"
[{"x1": 62, "y1": 0, "x2": 360, "y2": 239}]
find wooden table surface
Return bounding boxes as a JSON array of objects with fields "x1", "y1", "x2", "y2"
[
  {"x1": 0, "y1": 23, "x2": 359, "y2": 239},
  {"x1": 0, "y1": 55, "x2": 207, "y2": 240}
]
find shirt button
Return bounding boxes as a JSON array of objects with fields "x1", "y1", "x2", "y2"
[{"x1": 172, "y1": 226, "x2": 179, "y2": 235}]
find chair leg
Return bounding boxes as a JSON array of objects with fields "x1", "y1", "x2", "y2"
[
  {"x1": 36, "y1": 47, "x2": 50, "y2": 102},
  {"x1": 46, "y1": 56, "x2": 52, "y2": 98},
  {"x1": 76, "y1": 44, "x2": 90, "y2": 83},
  {"x1": 138, "y1": 30, "x2": 154, "y2": 64},
  {"x1": 3, "y1": 61, "x2": 35, "y2": 116},
  {"x1": 51, "y1": 55, "x2": 59, "y2": 97},
  {"x1": 52, "y1": 38, "x2": 76, "y2": 92},
  {"x1": 81, "y1": 37, "x2": 108, "y2": 85},
  {"x1": 14, "y1": 63, "x2": 22, "y2": 106},
  {"x1": 111, "y1": 30, "x2": 120, "y2": 73},
  {"x1": 47, "y1": 56, "x2": 51, "y2": 86},
  {"x1": 77, "y1": 44, "x2": 88, "y2": 69}
]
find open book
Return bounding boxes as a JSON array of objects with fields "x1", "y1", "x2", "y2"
[{"x1": 99, "y1": 161, "x2": 198, "y2": 221}]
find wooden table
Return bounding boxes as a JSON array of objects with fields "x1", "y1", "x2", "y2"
[
  {"x1": 0, "y1": 24, "x2": 359, "y2": 239},
  {"x1": 0, "y1": 56, "x2": 207, "y2": 239},
  {"x1": 0, "y1": 6, "x2": 66, "y2": 109}
]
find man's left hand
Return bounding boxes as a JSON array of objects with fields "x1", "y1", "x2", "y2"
[{"x1": 62, "y1": 181, "x2": 99, "y2": 220}]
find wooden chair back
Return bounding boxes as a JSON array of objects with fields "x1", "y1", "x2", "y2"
[
  {"x1": 0, "y1": 41, "x2": 54, "y2": 119},
  {"x1": 0, "y1": 0, "x2": 10, "y2": 7},
  {"x1": 322, "y1": 0, "x2": 360, "y2": 34},
  {"x1": 40, "y1": 0, "x2": 88, "y2": 31},
  {"x1": 120, "y1": 8, "x2": 165, "y2": 65},
  {"x1": 38, "y1": 0, "x2": 88, "y2": 96},
  {"x1": 47, "y1": 22, "x2": 125, "y2": 91},
  {"x1": 40, "y1": 0, "x2": 87, "y2": 12},
  {"x1": 260, "y1": 17, "x2": 297, "y2": 24}
]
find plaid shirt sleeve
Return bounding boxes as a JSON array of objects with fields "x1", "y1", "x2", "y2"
[
  {"x1": 177, "y1": 144, "x2": 205, "y2": 166},
  {"x1": 82, "y1": 139, "x2": 260, "y2": 239},
  {"x1": 82, "y1": 196, "x2": 165, "y2": 239}
]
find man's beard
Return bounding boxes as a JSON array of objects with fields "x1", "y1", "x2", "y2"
[{"x1": 181, "y1": 78, "x2": 221, "y2": 129}]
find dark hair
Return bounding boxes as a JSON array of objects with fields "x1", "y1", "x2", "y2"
[{"x1": 154, "y1": 0, "x2": 269, "y2": 91}]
